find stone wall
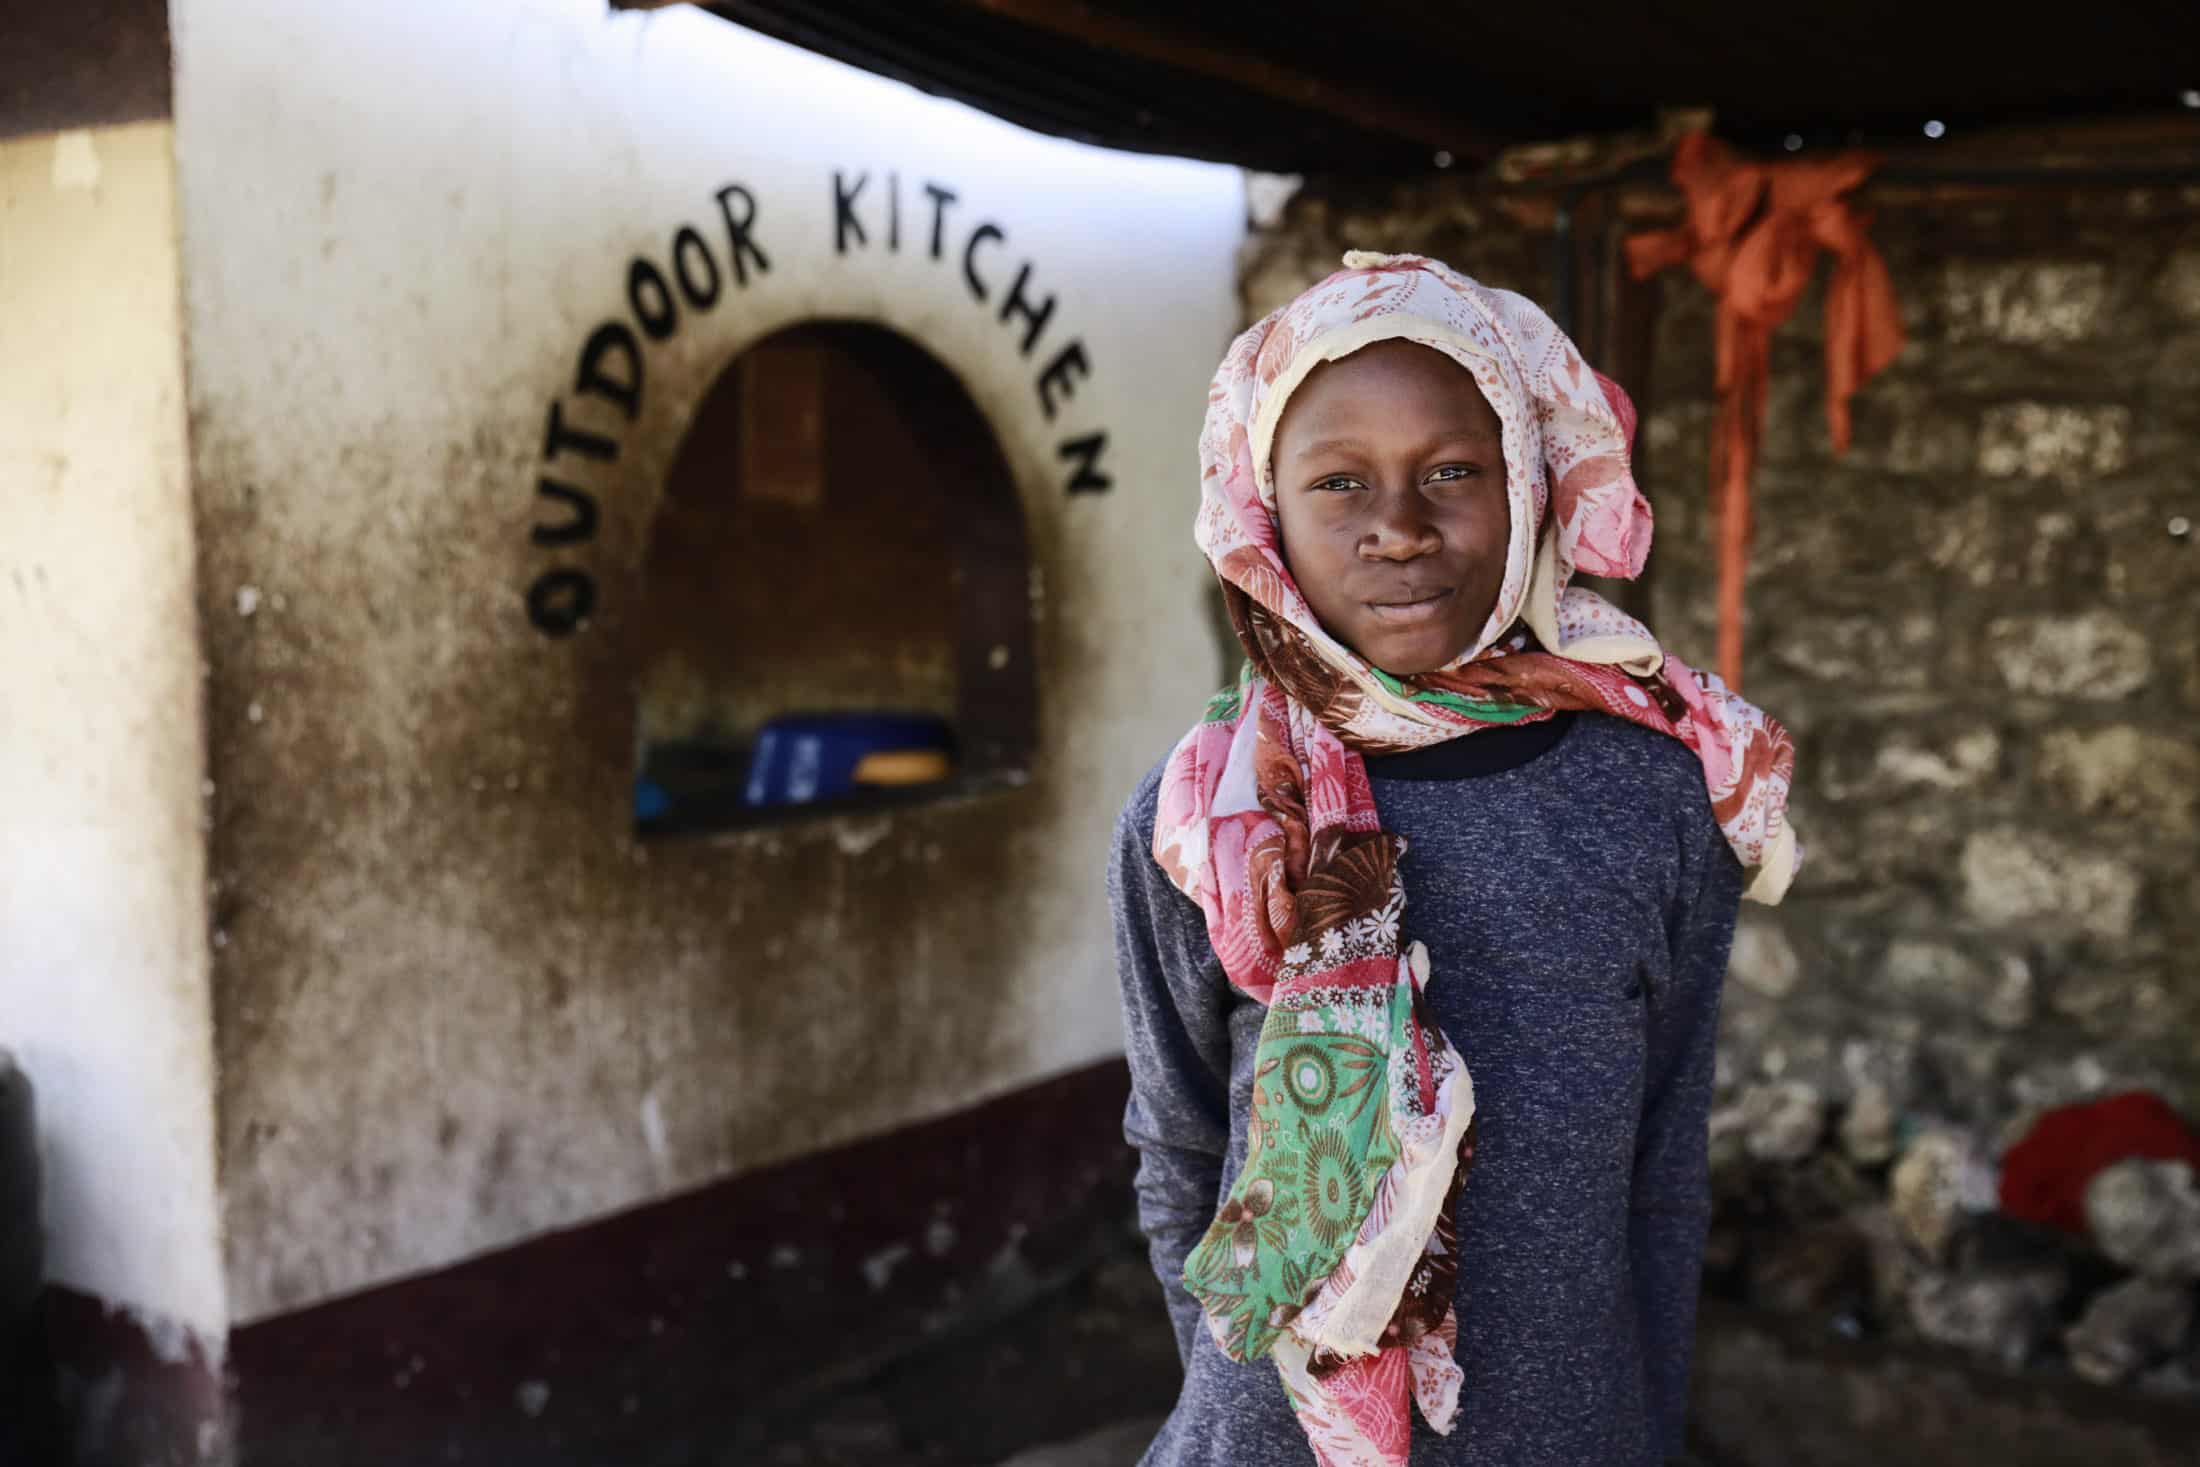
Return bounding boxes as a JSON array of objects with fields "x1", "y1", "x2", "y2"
[{"x1": 1243, "y1": 171, "x2": 2200, "y2": 1145}]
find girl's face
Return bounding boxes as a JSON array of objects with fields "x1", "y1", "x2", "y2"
[{"x1": 1269, "y1": 340, "x2": 1510, "y2": 676}]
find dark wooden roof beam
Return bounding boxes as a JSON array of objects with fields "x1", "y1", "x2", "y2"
[{"x1": 952, "y1": 0, "x2": 1497, "y2": 162}]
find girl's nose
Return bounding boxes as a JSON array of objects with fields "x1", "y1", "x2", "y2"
[{"x1": 1362, "y1": 484, "x2": 1442, "y2": 560}]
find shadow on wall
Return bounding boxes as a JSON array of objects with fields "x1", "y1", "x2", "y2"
[
  {"x1": 1, "y1": 1052, "x2": 56, "y2": 1463},
  {"x1": 627, "y1": 321, "x2": 1038, "y2": 837}
]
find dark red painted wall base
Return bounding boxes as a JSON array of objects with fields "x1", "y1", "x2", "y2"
[
  {"x1": 229, "y1": 1059, "x2": 1142, "y2": 1466},
  {"x1": 32, "y1": 1287, "x2": 227, "y2": 1467}
]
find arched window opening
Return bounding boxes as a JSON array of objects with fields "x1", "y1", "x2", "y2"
[{"x1": 631, "y1": 322, "x2": 1037, "y2": 836}]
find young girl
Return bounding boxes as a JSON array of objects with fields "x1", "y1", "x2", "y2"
[{"x1": 1108, "y1": 253, "x2": 1798, "y2": 1467}]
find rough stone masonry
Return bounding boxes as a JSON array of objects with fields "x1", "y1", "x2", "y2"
[{"x1": 1242, "y1": 175, "x2": 2200, "y2": 1151}]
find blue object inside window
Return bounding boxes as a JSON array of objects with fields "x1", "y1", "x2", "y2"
[{"x1": 636, "y1": 711, "x2": 979, "y2": 835}]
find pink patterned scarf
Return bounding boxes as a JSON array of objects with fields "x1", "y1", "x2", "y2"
[{"x1": 1151, "y1": 253, "x2": 1798, "y2": 1465}]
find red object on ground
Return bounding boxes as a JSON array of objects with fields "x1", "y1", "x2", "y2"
[{"x1": 1998, "y1": 1090, "x2": 2200, "y2": 1238}]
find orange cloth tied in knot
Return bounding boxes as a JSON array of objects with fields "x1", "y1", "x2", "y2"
[{"x1": 1626, "y1": 132, "x2": 1905, "y2": 688}]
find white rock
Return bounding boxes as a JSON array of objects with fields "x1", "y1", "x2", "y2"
[
  {"x1": 2085, "y1": 1159, "x2": 2200, "y2": 1280},
  {"x1": 1840, "y1": 1081, "x2": 1900, "y2": 1167},
  {"x1": 1739, "y1": 1081, "x2": 1826, "y2": 1164},
  {"x1": 1881, "y1": 938, "x2": 1988, "y2": 1000},
  {"x1": 1958, "y1": 828, "x2": 2140, "y2": 941},
  {"x1": 1983, "y1": 611, "x2": 2149, "y2": 698},
  {"x1": 1871, "y1": 728, "x2": 2001, "y2": 791},
  {"x1": 2156, "y1": 248, "x2": 2200, "y2": 321},
  {"x1": 1906, "y1": 1268, "x2": 2064, "y2": 1369},
  {"x1": 1707, "y1": 1102, "x2": 1750, "y2": 1172},
  {"x1": 1890, "y1": 1130, "x2": 1996, "y2": 1262},
  {"x1": 1982, "y1": 955, "x2": 2036, "y2": 1031},
  {"x1": 2036, "y1": 725, "x2": 2200, "y2": 839},
  {"x1": 1728, "y1": 917, "x2": 1802, "y2": 1000},
  {"x1": 1943, "y1": 261, "x2": 2108, "y2": 345},
  {"x1": 861, "y1": 1242, "x2": 912, "y2": 1292},
  {"x1": 1977, "y1": 403, "x2": 2130, "y2": 487},
  {"x1": 2064, "y1": 1276, "x2": 2196, "y2": 1386}
]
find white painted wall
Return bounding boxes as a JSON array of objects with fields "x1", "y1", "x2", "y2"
[
  {"x1": 172, "y1": 0, "x2": 1243, "y2": 1319},
  {"x1": 0, "y1": 122, "x2": 228, "y2": 1347}
]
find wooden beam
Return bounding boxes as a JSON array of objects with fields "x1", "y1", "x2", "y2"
[
  {"x1": 953, "y1": 0, "x2": 1499, "y2": 160},
  {"x1": 1, "y1": 0, "x2": 171, "y2": 138}
]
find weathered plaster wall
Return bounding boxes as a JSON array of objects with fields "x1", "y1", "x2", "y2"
[
  {"x1": 1246, "y1": 170, "x2": 2200, "y2": 1142},
  {"x1": 171, "y1": 0, "x2": 1244, "y2": 1320},
  {"x1": 0, "y1": 122, "x2": 227, "y2": 1346}
]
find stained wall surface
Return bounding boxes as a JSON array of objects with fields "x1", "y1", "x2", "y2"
[
  {"x1": 170, "y1": 0, "x2": 1244, "y2": 1320},
  {"x1": 0, "y1": 121, "x2": 227, "y2": 1347}
]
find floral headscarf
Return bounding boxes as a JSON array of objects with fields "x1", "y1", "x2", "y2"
[{"x1": 1151, "y1": 252, "x2": 1798, "y2": 1465}]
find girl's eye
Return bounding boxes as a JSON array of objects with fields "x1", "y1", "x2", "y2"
[
  {"x1": 1310, "y1": 475, "x2": 1362, "y2": 494},
  {"x1": 1426, "y1": 463, "x2": 1480, "y2": 484}
]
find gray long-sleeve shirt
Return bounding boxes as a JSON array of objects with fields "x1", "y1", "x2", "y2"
[{"x1": 1108, "y1": 710, "x2": 1743, "y2": 1466}]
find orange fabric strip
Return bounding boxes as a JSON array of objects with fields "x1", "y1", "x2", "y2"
[{"x1": 1625, "y1": 133, "x2": 1904, "y2": 688}]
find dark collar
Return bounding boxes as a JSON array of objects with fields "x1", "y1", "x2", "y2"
[{"x1": 1361, "y1": 710, "x2": 1577, "y2": 781}]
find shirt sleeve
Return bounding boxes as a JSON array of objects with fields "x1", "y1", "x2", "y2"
[
  {"x1": 1107, "y1": 769, "x2": 1235, "y2": 1368},
  {"x1": 1629, "y1": 818, "x2": 1743, "y2": 1462}
]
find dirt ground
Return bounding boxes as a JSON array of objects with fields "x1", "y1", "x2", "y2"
[{"x1": 735, "y1": 1239, "x2": 1181, "y2": 1467}]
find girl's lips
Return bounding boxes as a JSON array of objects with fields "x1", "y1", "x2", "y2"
[{"x1": 1363, "y1": 587, "x2": 1456, "y2": 625}]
